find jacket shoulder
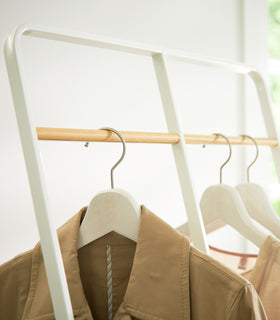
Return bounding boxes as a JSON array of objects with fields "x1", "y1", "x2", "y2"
[
  {"x1": 190, "y1": 245, "x2": 250, "y2": 287},
  {"x1": 189, "y1": 245, "x2": 267, "y2": 319},
  {"x1": 0, "y1": 249, "x2": 33, "y2": 319}
]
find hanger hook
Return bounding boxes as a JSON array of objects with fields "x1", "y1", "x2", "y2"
[
  {"x1": 100, "y1": 127, "x2": 126, "y2": 189},
  {"x1": 85, "y1": 127, "x2": 126, "y2": 189},
  {"x1": 240, "y1": 134, "x2": 259, "y2": 183},
  {"x1": 213, "y1": 133, "x2": 232, "y2": 184}
]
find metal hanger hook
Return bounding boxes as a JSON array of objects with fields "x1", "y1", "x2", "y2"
[
  {"x1": 240, "y1": 134, "x2": 259, "y2": 183},
  {"x1": 85, "y1": 127, "x2": 126, "y2": 189},
  {"x1": 213, "y1": 133, "x2": 232, "y2": 184}
]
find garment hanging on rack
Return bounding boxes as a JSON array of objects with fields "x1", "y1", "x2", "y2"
[
  {"x1": 0, "y1": 206, "x2": 267, "y2": 320},
  {"x1": 210, "y1": 236, "x2": 280, "y2": 320}
]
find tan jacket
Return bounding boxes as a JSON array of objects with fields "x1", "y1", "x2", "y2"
[
  {"x1": 0, "y1": 206, "x2": 267, "y2": 320},
  {"x1": 210, "y1": 235, "x2": 280, "y2": 319}
]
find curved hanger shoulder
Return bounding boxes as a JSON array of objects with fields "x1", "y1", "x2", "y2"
[
  {"x1": 177, "y1": 184, "x2": 269, "y2": 248},
  {"x1": 236, "y1": 182, "x2": 280, "y2": 238},
  {"x1": 199, "y1": 184, "x2": 268, "y2": 247}
]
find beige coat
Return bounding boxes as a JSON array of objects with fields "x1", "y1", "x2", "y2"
[
  {"x1": 210, "y1": 235, "x2": 280, "y2": 319},
  {"x1": 0, "y1": 206, "x2": 267, "y2": 320}
]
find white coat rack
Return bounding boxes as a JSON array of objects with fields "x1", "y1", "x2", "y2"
[{"x1": 4, "y1": 24, "x2": 280, "y2": 320}]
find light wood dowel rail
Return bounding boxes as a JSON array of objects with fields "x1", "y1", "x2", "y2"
[{"x1": 36, "y1": 127, "x2": 278, "y2": 147}]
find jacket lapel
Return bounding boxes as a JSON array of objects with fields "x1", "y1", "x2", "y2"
[{"x1": 117, "y1": 206, "x2": 191, "y2": 320}]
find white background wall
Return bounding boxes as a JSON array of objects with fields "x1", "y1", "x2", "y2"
[{"x1": 0, "y1": 0, "x2": 273, "y2": 264}]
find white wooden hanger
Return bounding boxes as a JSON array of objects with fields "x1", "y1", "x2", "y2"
[
  {"x1": 77, "y1": 127, "x2": 141, "y2": 249},
  {"x1": 177, "y1": 133, "x2": 269, "y2": 248},
  {"x1": 236, "y1": 135, "x2": 280, "y2": 239}
]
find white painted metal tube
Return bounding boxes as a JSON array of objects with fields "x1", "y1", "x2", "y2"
[
  {"x1": 11, "y1": 24, "x2": 258, "y2": 71},
  {"x1": 152, "y1": 53, "x2": 209, "y2": 253},
  {"x1": 248, "y1": 70, "x2": 280, "y2": 179},
  {"x1": 4, "y1": 27, "x2": 74, "y2": 320}
]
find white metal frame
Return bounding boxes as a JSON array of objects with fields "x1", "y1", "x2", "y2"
[{"x1": 4, "y1": 24, "x2": 280, "y2": 320}]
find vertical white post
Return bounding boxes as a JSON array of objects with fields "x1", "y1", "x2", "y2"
[
  {"x1": 4, "y1": 29, "x2": 74, "y2": 320},
  {"x1": 152, "y1": 53, "x2": 209, "y2": 254},
  {"x1": 249, "y1": 71, "x2": 280, "y2": 180}
]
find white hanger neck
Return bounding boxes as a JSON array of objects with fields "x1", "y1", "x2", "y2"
[{"x1": 77, "y1": 188, "x2": 141, "y2": 249}]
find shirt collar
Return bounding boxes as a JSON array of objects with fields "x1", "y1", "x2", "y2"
[{"x1": 23, "y1": 205, "x2": 190, "y2": 320}]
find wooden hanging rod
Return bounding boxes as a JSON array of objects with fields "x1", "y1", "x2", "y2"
[{"x1": 36, "y1": 127, "x2": 278, "y2": 147}]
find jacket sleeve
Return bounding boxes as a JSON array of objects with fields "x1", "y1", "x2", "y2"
[
  {"x1": 0, "y1": 251, "x2": 32, "y2": 320},
  {"x1": 228, "y1": 284, "x2": 268, "y2": 320}
]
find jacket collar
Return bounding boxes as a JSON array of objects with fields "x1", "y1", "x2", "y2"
[{"x1": 22, "y1": 205, "x2": 190, "y2": 320}]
